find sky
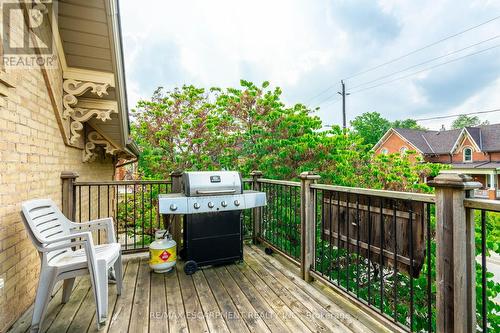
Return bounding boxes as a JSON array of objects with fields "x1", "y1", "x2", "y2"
[{"x1": 119, "y1": 0, "x2": 500, "y2": 130}]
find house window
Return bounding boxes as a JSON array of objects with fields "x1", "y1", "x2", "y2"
[
  {"x1": 463, "y1": 147, "x2": 473, "y2": 162},
  {"x1": 400, "y1": 146, "x2": 408, "y2": 155},
  {"x1": 381, "y1": 148, "x2": 389, "y2": 155}
]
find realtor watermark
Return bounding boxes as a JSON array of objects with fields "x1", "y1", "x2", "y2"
[
  {"x1": 2, "y1": 0, "x2": 57, "y2": 68},
  {"x1": 150, "y1": 310, "x2": 351, "y2": 321}
]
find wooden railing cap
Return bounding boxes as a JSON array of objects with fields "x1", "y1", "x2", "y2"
[
  {"x1": 299, "y1": 171, "x2": 321, "y2": 180},
  {"x1": 60, "y1": 171, "x2": 79, "y2": 179},
  {"x1": 169, "y1": 170, "x2": 183, "y2": 177},
  {"x1": 250, "y1": 170, "x2": 263, "y2": 177},
  {"x1": 428, "y1": 172, "x2": 482, "y2": 190}
]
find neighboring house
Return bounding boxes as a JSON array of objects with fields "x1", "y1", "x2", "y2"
[
  {"x1": 374, "y1": 124, "x2": 500, "y2": 199},
  {"x1": 0, "y1": 1, "x2": 138, "y2": 330}
]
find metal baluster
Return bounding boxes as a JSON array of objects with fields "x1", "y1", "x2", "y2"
[
  {"x1": 88, "y1": 186, "x2": 91, "y2": 222},
  {"x1": 98, "y1": 185, "x2": 101, "y2": 243},
  {"x1": 356, "y1": 194, "x2": 360, "y2": 297},
  {"x1": 279, "y1": 184, "x2": 283, "y2": 251},
  {"x1": 276, "y1": 184, "x2": 280, "y2": 248},
  {"x1": 329, "y1": 191, "x2": 333, "y2": 278},
  {"x1": 337, "y1": 191, "x2": 341, "y2": 285},
  {"x1": 481, "y1": 210, "x2": 487, "y2": 333},
  {"x1": 156, "y1": 184, "x2": 160, "y2": 229},
  {"x1": 408, "y1": 201, "x2": 414, "y2": 332},
  {"x1": 367, "y1": 196, "x2": 372, "y2": 305},
  {"x1": 79, "y1": 186, "x2": 82, "y2": 222},
  {"x1": 346, "y1": 193, "x2": 350, "y2": 292},
  {"x1": 288, "y1": 185, "x2": 292, "y2": 256},
  {"x1": 379, "y1": 198, "x2": 384, "y2": 313},
  {"x1": 115, "y1": 185, "x2": 119, "y2": 243},
  {"x1": 149, "y1": 184, "x2": 153, "y2": 235},
  {"x1": 425, "y1": 203, "x2": 432, "y2": 331},
  {"x1": 107, "y1": 185, "x2": 110, "y2": 218},
  {"x1": 133, "y1": 184, "x2": 137, "y2": 249},
  {"x1": 393, "y1": 200, "x2": 398, "y2": 322},
  {"x1": 141, "y1": 184, "x2": 145, "y2": 249},
  {"x1": 125, "y1": 185, "x2": 128, "y2": 250},
  {"x1": 320, "y1": 190, "x2": 325, "y2": 274}
]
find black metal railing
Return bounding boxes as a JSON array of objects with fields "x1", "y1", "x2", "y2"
[
  {"x1": 257, "y1": 179, "x2": 301, "y2": 261},
  {"x1": 74, "y1": 180, "x2": 172, "y2": 253},
  {"x1": 69, "y1": 173, "x2": 498, "y2": 332},
  {"x1": 310, "y1": 185, "x2": 435, "y2": 332},
  {"x1": 464, "y1": 199, "x2": 500, "y2": 333}
]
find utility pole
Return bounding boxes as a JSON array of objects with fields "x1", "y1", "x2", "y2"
[{"x1": 337, "y1": 80, "x2": 350, "y2": 130}]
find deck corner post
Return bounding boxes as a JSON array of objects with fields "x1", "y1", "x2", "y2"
[
  {"x1": 250, "y1": 170, "x2": 263, "y2": 244},
  {"x1": 61, "y1": 171, "x2": 79, "y2": 220},
  {"x1": 428, "y1": 172, "x2": 481, "y2": 333},
  {"x1": 169, "y1": 170, "x2": 184, "y2": 245},
  {"x1": 300, "y1": 171, "x2": 321, "y2": 282}
]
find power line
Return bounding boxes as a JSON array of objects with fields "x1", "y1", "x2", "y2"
[
  {"x1": 349, "y1": 43, "x2": 500, "y2": 95},
  {"x1": 343, "y1": 14, "x2": 500, "y2": 81},
  {"x1": 304, "y1": 15, "x2": 500, "y2": 104},
  {"x1": 349, "y1": 34, "x2": 500, "y2": 90},
  {"x1": 306, "y1": 82, "x2": 340, "y2": 105},
  {"x1": 414, "y1": 108, "x2": 500, "y2": 122},
  {"x1": 317, "y1": 96, "x2": 341, "y2": 107}
]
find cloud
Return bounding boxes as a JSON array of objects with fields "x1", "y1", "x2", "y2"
[{"x1": 119, "y1": 0, "x2": 500, "y2": 129}]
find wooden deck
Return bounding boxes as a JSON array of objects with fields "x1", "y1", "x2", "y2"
[{"x1": 9, "y1": 245, "x2": 393, "y2": 333}]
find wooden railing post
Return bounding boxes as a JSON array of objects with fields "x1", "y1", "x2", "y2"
[
  {"x1": 169, "y1": 171, "x2": 183, "y2": 246},
  {"x1": 61, "y1": 171, "x2": 79, "y2": 220},
  {"x1": 429, "y1": 173, "x2": 481, "y2": 333},
  {"x1": 300, "y1": 171, "x2": 321, "y2": 282},
  {"x1": 250, "y1": 171, "x2": 263, "y2": 244}
]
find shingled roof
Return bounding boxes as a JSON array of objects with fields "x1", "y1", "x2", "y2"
[{"x1": 384, "y1": 123, "x2": 500, "y2": 155}]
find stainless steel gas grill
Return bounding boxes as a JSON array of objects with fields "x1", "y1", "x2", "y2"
[{"x1": 158, "y1": 171, "x2": 266, "y2": 274}]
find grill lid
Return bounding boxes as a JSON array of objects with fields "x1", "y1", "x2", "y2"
[{"x1": 183, "y1": 171, "x2": 243, "y2": 197}]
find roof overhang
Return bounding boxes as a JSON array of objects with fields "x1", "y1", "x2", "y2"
[
  {"x1": 372, "y1": 128, "x2": 423, "y2": 154},
  {"x1": 54, "y1": 0, "x2": 138, "y2": 160},
  {"x1": 450, "y1": 128, "x2": 481, "y2": 154}
]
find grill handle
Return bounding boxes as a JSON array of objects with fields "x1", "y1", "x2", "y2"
[{"x1": 196, "y1": 189, "x2": 236, "y2": 195}]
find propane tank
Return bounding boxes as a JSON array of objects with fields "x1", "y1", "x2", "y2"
[{"x1": 149, "y1": 230, "x2": 176, "y2": 273}]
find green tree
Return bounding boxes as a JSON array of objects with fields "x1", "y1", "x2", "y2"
[
  {"x1": 350, "y1": 112, "x2": 391, "y2": 146},
  {"x1": 451, "y1": 114, "x2": 489, "y2": 129},
  {"x1": 351, "y1": 112, "x2": 425, "y2": 147},
  {"x1": 391, "y1": 118, "x2": 426, "y2": 130},
  {"x1": 132, "y1": 82, "x2": 440, "y2": 191}
]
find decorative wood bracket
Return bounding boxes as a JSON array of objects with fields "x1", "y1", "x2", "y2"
[
  {"x1": 83, "y1": 131, "x2": 118, "y2": 163},
  {"x1": 62, "y1": 79, "x2": 116, "y2": 145}
]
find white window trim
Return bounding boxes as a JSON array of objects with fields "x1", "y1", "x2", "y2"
[
  {"x1": 381, "y1": 148, "x2": 389, "y2": 155},
  {"x1": 400, "y1": 146, "x2": 408, "y2": 155},
  {"x1": 463, "y1": 146, "x2": 473, "y2": 163}
]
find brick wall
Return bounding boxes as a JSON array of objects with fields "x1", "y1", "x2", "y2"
[
  {"x1": 0, "y1": 6, "x2": 115, "y2": 331},
  {"x1": 374, "y1": 131, "x2": 421, "y2": 162}
]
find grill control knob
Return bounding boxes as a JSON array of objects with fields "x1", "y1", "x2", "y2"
[
  {"x1": 193, "y1": 203, "x2": 200, "y2": 209},
  {"x1": 234, "y1": 200, "x2": 240, "y2": 207},
  {"x1": 169, "y1": 204, "x2": 177, "y2": 211},
  {"x1": 221, "y1": 201, "x2": 228, "y2": 207},
  {"x1": 208, "y1": 202, "x2": 215, "y2": 208}
]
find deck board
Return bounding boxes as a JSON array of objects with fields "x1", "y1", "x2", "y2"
[
  {"x1": 129, "y1": 258, "x2": 151, "y2": 333},
  {"x1": 149, "y1": 268, "x2": 168, "y2": 333},
  {"x1": 9, "y1": 245, "x2": 390, "y2": 333}
]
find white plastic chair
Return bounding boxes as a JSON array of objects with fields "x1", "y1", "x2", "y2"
[{"x1": 20, "y1": 199, "x2": 123, "y2": 332}]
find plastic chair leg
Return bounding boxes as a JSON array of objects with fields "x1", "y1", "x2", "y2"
[
  {"x1": 31, "y1": 269, "x2": 56, "y2": 332},
  {"x1": 113, "y1": 254, "x2": 123, "y2": 296},
  {"x1": 62, "y1": 277, "x2": 76, "y2": 303}
]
